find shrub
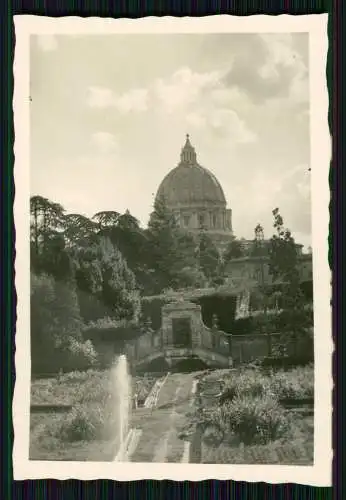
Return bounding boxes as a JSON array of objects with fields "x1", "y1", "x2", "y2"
[
  {"x1": 269, "y1": 365, "x2": 314, "y2": 400},
  {"x1": 219, "y1": 369, "x2": 270, "y2": 404},
  {"x1": 220, "y1": 395, "x2": 289, "y2": 445},
  {"x1": 59, "y1": 404, "x2": 104, "y2": 442},
  {"x1": 58, "y1": 368, "x2": 102, "y2": 384},
  {"x1": 174, "y1": 266, "x2": 207, "y2": 288}
]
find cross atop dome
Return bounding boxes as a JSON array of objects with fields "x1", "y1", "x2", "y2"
[{"x1": 180, "y1": 133, "x2": 197, "y2": 165}]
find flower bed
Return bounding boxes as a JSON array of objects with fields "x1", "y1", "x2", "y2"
[{"x1": 185, "y1": 364, "x2": 314, "y2": 464}]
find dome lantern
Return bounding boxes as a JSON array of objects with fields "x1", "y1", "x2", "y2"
[{"x1": 180, "y1": 133, "x2": 197, "y2": 165}]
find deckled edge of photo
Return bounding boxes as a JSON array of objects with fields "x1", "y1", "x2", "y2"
[{"x1": 12, "y1": 14, "x2": 331, "y2": 485}]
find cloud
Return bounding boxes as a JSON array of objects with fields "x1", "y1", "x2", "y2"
[
  {"x1": 86, "y1": 66, "x2": 256, "y2": 144},
  {"x1": 91, "y1": 131, "x2": 118, "y2": 154},
  {"x1": 260, "y1": 34, "x2": 309, "y2": 104},
  {"x1": 220, "y1": 34, "x2": 309, "y2": 106},
  {"x1": 153, "y1": 67, "x2": 256, "y2": 144},
  {"x1": 115, "y1": 88, "x2": 148, "y2": 113},
  {"x1": 278, "y1": 163, "x2": 311, "y2": 234},
  {"x1": 87, "y1": 86, "x2": 148, "y2": 113},
  {"x1": 154, "y1": 67, "x2": 221, "y2": 113},
  {"x1": 36, "y1": 35, "x2": 58, "y2": 52},
  {"x1": 86, "y1": 86, "x2": 114, "y2": 108},
  {"x1": 229, "y1": 162, "x2": 311, "y2": 244}
]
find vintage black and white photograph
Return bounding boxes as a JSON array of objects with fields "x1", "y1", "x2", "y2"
[{"x1": 13, "y1": 15, "x2": 331, "y2": 484}]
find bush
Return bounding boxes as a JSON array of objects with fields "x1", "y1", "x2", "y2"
[
  {"x1": 220, "y1": 395, "x2": 289, "y2": 445},
  {"x1": 59, "y1": 404, "x2": 104, "y2": 442},
  {"x1": 219, "y1": 369, "x2": 270, "y2": 404},
  {"x1": 174, "y1": 266, "x2": 207, "y2": 289},
  {"x1": 269, "y1": 365, "x2": 314, "y2": 400}
]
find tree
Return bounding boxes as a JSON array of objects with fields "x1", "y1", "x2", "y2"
[
  {"x1": 197, "y1": 231, "x2": 220, "y2": 280},
  {"x1": 94, "y1": 209, "x2": 152, "y2": 292},
  {"x1": 147, "y1": 195, "x2": 182, "y2": 292},
  {"x1": 224, "y1": 238, "x2": 244, "y2": 261},
  {"x1": 75, "y1": 237, "x2": 140, "y2": 323},
  {"x1": 92, "y1": 210, "x2": 120, "y2": 230},
  {"x1": 31, "y1": 272, "x2": 58, "y2": 371},
  {"x1": 174, "y1": 266, "x2": 207, "y2": 289},
  {"x1": 30, "y1": 272, "x2": 96, "y2": 373},
  {"x1": 30, "y1": 196, "x2": 75, "y2": 280},
  {"x1": 117, "y1": 210, "x2": 141, "y2": 230},
  {"x1": 268, "y1": 208, "x2": 302, "y2": 306},
  {"x1": 38, "y1": 232, "x2": 73, "y2": 281},
  {"x1": 63, "y1": 213, "x2": 98, "y2": 248},
  {"x1": 268, "y1": 208, "x2": 310, "y2": 344},
  {"x1": 30, "y1": 195, "x2": 65, "y2": 257}
]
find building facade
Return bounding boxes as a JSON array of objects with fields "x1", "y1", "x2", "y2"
[{"x1": 224, "y1": 254, "x2": 313, "y2": 287}]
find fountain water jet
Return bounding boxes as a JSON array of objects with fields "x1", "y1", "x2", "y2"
[{"x1": 112, "y1": 354, "x2": 132, "y2": 462}]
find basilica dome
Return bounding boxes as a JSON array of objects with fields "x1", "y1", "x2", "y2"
[
  {"x1": 154, "y1": 134, "x2": 233, "y2": 243},
  {"x1": 156, "y1": 135, "x2": 226, "y2": 208}
]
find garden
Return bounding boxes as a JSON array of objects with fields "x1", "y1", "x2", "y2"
[
  {"x1": 180, "y1": 364, "x2": 314, "y2": 465},
  {"x1": 29, "y1": 369, "x2": 159, "y2": 461}
]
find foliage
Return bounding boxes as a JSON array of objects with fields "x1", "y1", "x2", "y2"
[
  {"x1": 268, "y1": 209, "x2": 303, "y2": 308},
  {"x1": 220, "y1": 395, "x2": 289, "y2": 444},
  {"x1": 264, "y1": 209, "x2": 313, "y2": 362},
  {"x1": 199, "y1": 366, "x2": 314, "y2": 448},
  {"x1": 173, "y1": 266, "x2": 207, "y2": 289},
  {"x1": 59, "y1": 404, "x2": 104, "y2": 442},
  {"x1": 30, "y1": 272, "x2": 98, "y2": 373},
  {"x1": 203, "y1": 365, "x2": 314, "y2": 404},
  {"x1": 268, "y1": 365, "x2": 314, "y2": 400},
  {"x1": 197, "y1": 231, "x2": 221, "y2": 279},
  {"x1": 218, "y1": 369, "x2": 270, "y2": 404},
  {"x1": 141, "y1": 296, "x2": 168, "y2": 330},
  {"x1": 223, "y1": 239, "x2": 244, "y2": 261},
  {"x1": 30, "y1": 195, "x2": 65, "y2": 255},
  {"x1": 74, "y1": 236, "x2": 141, "y2": 323},
  {"x1": 146, "y1": 195, "x2": 183, "y2": 292},
  {"x1": 92, "y1": 210, "x2": 120, "y2": 229},
  {"x1": 31, "y1": 369, "x2": 158, "y2": 446}
]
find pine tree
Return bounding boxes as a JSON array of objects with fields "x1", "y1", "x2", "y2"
[
  {"x1": 147, "y1": 195, "x2": 181, "y2": 291},
  {"x1": 197, "y1": 231, "x2": 220, "y2": 280}
]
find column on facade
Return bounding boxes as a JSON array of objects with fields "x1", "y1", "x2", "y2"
[
  {"x1": 218, "y1": 210, "x2": 223, "y2": 230},
  {"x1": 226, "y1": 209, "x2": 232, "y2": 232}
]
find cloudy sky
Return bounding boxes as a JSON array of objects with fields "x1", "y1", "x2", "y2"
[{"x1": 30, "y1": 32, "x2": 311, "y2": 249}]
